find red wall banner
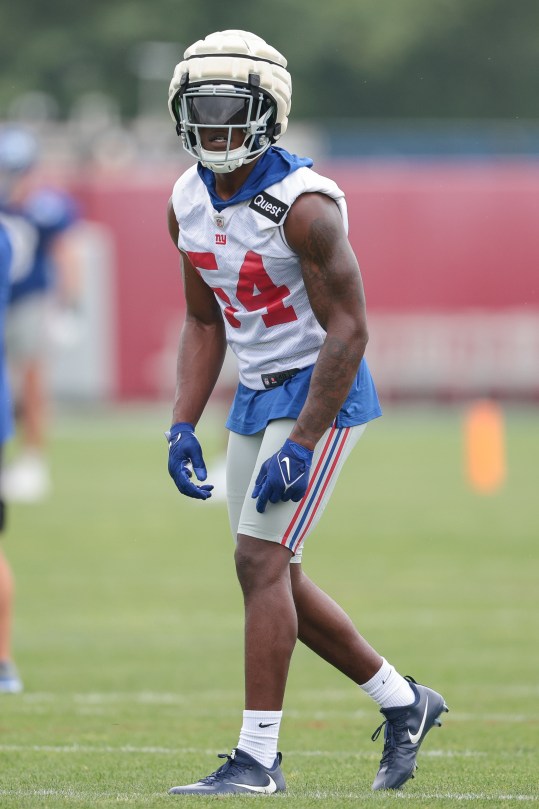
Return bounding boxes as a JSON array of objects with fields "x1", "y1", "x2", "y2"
[{"x1": 74, "y1": 161, "x2": 539, "y2": 399}]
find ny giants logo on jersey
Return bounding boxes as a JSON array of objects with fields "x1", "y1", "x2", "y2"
[
  {"x1": 249, "y1": 191, "x2": 290, "y2": 224},
  {"x1": 215, "y1": 233, "x2": 227, "y2": 245}
]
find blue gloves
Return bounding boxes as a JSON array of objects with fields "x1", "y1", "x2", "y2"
[
  {"x1": 252, "y1": 438, "x2": 314, "y2": 514},
  {"x1": 166, "y1": 422, "x2": 214, "y2": 500}
]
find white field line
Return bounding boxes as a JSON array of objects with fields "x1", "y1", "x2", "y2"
[
  {"x1": 18, "y1": 688, "x2": 539, "y2": 703},
  {"x1": 9, "y1": 692, "x2": 536, "y2": 723},
  {"x1": 0, "y1": 744, "x2": 490, "y2": 757},
  {"x1": 393, "y1": 795, "x2": 539, "y2": 803},
  {"x1": 306, "y1": 793, "x2": 539, "y2": 802},
  {"x1": 0, "y1": 788, "x2": 537, "y2": 802}
]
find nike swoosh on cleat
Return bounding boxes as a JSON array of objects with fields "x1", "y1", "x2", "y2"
[
  {"x1": 408, "y1": 696, "x2": 429, "y2": 744},
  {"x1": 230, "y1": 776, "x2": 277, "y2": 794}
]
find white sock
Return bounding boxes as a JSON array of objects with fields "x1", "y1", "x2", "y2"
[
  {"x1": 237, "y1": 710, "x2": 282, "y2": 768},
  {"x1": 360, "y1": 658, "x2": 415, "y2": 709}
]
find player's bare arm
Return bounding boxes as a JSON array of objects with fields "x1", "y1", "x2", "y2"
[
  {"x1": 284, "y1": 192, "x2": 369, "y2": 450},
  {"x1": 167, "y1": 197, "x2": 227, "y2": 426}
]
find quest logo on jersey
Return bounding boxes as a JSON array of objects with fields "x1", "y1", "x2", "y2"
[{"x1": 249, "y1": 191, "x2": 290, "y2": 224}]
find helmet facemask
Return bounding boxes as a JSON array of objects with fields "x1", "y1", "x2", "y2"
[{"x1": 171, "y1": 80, "x2": 278, "y2": 173}]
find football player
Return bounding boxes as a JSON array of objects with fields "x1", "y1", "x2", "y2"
[
  {"x1": 165, "y1": 30, "x2": 447, "y2": 794},
  {"x1": 0, "y1": 220, "x2": 22, "y2": 693},
  {"x1": 0, "y1": 126, "x2": 81, "y2": 502}
]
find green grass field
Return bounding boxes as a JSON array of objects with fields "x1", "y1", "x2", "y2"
[{"x1": 1, "y1": 403, "x2": 537, "y2": 808}]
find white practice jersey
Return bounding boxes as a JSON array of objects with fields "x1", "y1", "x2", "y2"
[{"x1": 171, "y1": 165, "x2": 348, "y2": 389}]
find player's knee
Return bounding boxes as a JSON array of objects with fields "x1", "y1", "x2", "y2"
[
  {"x1": 234, "y1": 534, "x2": 291, "y2": 595},
  {"x1": 234, "y1": 538, "x2": 260, "y2": 592}
]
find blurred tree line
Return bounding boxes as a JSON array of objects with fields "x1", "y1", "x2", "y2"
[{"x1": 1, "y1": 0, "x2": 537, "y2": 122}]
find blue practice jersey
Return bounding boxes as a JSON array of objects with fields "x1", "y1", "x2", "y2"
[
  {"x1": 0, "y1": 187, "x2": 79, "y2": 305},
  {"x1": 0, "y1": 223, "x2": 13, "y2": 443}
]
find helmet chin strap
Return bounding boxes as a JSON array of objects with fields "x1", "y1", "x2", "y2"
[
  {"x1": 199, "y1": 146, "x2": 260, "y2": 173},
  {"x1": 203, "y1": 157, "x2": 243, "y2": 174}
]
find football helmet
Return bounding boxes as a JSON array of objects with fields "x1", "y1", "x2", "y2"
[{"x1": 168, "y1": 30, "x2": 292, "y2": 173}]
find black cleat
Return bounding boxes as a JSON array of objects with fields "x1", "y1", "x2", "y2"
[
  {"x1": 169, "y1": 747, "x2": 286, "y2": 795},
  {"x1": 371, "y1": 676, "x2": 448, "y2": 790}
]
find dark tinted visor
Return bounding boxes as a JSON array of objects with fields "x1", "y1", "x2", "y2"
[{"x1": 187, "y1": 96, "x2": 250, "y2": 126}]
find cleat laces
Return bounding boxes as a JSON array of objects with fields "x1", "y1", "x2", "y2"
[
  {"x1": 372, "y1": 719, "x2": 395, "y2": 768},
  {"x1": 198, "y1": 752, "x2": 251, "y2": 785},
  {"x1": 371, "y1": 713, "x2": 410, "y2": 768}
]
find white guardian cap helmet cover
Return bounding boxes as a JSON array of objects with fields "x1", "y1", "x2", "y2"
[{"x1": 168, "y1": 30, "x2": 292, "y2": 173}]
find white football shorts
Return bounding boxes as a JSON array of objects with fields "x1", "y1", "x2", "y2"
[
  {"x1": 226, "y1": 418, "x2": 366, "y2": 563},
  {"x1": 5, "y1": 293, "x2": 51, "y2": 362}
]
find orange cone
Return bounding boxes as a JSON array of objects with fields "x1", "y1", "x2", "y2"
[{"x1": 464, "y1": 400, "x2": 506, "y2": 494}]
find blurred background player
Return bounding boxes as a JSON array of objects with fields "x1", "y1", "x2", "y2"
[
  {"x1": 0, "y1": 219, "x2": 23, "y2": 693},
  {"x1": 0, "y1": 126, "x2": 81, "y2": 502}
]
